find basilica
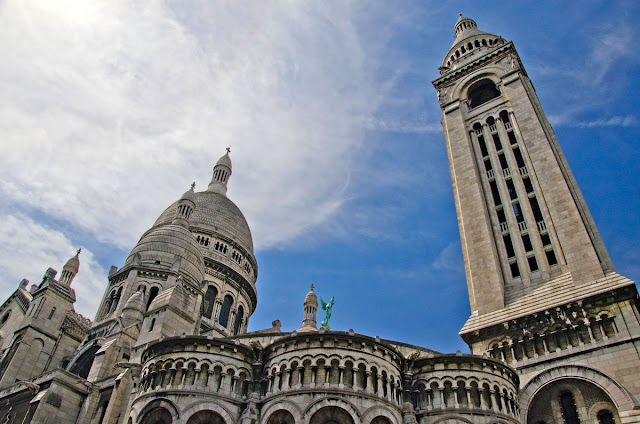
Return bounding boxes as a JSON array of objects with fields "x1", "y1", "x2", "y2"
[{"x1": 0, "y1": 15, "x2": 639, "y2": 424}]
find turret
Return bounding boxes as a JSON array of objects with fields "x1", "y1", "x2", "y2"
[
  {"x1": 207, "y1": 147, "x2": 232, "y2": 195},
  {"x1": 299, "y1": 283, "x2": 318, "y2": 332},
  {"x1": 60, "y1": 249, "x2": 81, "y2": 286}
]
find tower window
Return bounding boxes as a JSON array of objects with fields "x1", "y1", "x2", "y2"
[
  {"x1": 546, "y1": 250, "x2": 558, "y2": 266},
  {"x1": 522, "y1": 234, "x2": 533, "y2": 252},
  {"x1": 513, "y1": 203, "x2": 525, "y2": 222},
  {"x1": 499, "y1": 153, "x2": 509, "y2": 170},
  {"x1": 529, "y1": 196, "x2": 544, "y2": 222},
  {"x1": 523, "y1": 178, "x2": 534, "y2": 194},
  {"x1": 490, "y1": 181, "x2": 502, "y2": 206},
  {"x1": 528, "y1": 256, "x2": 539, "y2": 272},
  {"x1": 504, "y1": 235, "x2": 515, "y2": 258},
  {"x1": 513, "y1": 147, "x2": 526, "y2": 168},
  {"x1": 493, "y1": 133, "x2": 503, "y2": 151},
  {"x1": 541, "y1": 233, "x2": 551, "y2": 246},
  {"x1": 508, "y1": 131, "x2": 518, "y2": 145},
  {"x1": 510, "y1": 262, "x2": 520, "y2": 278},
  {"x1": 149, "y1": 318, "x2": 155, "y2": 331},
  {"x1": 468, "y1": 78, "x2": 500, "y2": 108},
  {"x1": 146, "y1": 287, "x2": 159, "y2": 311},
  {"x1": 506, "y1": 179, "x2": 517, "y2": 200}
]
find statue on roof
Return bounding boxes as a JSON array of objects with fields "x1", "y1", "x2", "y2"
[{"x1": 320, "y1": 296, "x2": 334, "y2": 330}]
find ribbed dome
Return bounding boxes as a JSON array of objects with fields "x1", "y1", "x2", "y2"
[
  {"x1": 125, "y1": 224, "x2": 205, "y2": 286},
  {"x1": 216, "y1": 151, "x2": 232, "y2": 171},
  {"x1": 305, "y1": 288, "x2": 318, "y2": 304},
  {"x1": 153, "y1": 191, "x2": 254, "y2": 254},
  {"x1": 442, "y1": 15, "x2": 502, "y2": 68},
  {"x1": 63, "y1": 249, "x2": 81, "y2": 273}
]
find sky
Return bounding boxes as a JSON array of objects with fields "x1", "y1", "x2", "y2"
[{"x1": 0, "y1": 1, "x2": 638, "y2": 354}]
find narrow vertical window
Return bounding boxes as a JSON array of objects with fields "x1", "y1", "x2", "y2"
[
  {"x1": 219, "y1": 295, "x2": 234, "y2": 328},
  {"x1": 522, "y1": 234, "x2": 533, "y2": 252},
  {"x1": 503, "y1": 235, "x2": 515, "y2": 258},
  {"x1": 546, "y1": 250, "x2": 558, "y2": 266},
  {"x1": 560, "y1": 392, "x2": 581, "y2": 424},
  {"x1": 490, "y1": 181, "x2": 502, "y2": 206},
  {"x1": 149, "y1": 318, "x2": 155, "y2": 331},
  {"x1": 523, "y1": 178, "x2": 534, "y2": 194},
  {"x1": 48, "y1": 307, "x2": 56, "y2": 320},
  {"x1": 529, "y1": 196, "x2": 544, "y2": 222},
  {"x1": 528, "y1": 256, "x2": 539, "y2": 272},
  {"x1": 506, "y1": 179, "x2": 517, "y2": 200},
  {"x1": 146, "y1": 287, "x2": 159, "y2": 311},
  {"x1": 510, "y1": 262, "x2": 520, "y2": 278},
  {"x1": 203, "y1": 286, "x2": 218, "y2": 319}
]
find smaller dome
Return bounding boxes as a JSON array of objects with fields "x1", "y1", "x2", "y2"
[
  {"x1": 64, "y1": 249, "x2": 81, "y2": 273},
  {"x1": 123, "y1": 291, "x2": 145, "y2": 313},
  {"x1": 304, "y1": 284, "x2": 317, "y2": 304},
  {"x1": 216, "y1": 150, "x2": 232, "y2": 171},
  {"x1": 180, "y1": 183, "x2": 197, "y2": 204}
]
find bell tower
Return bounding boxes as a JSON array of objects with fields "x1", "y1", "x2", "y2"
[{"x1": 433, "y1": 15, "x2": 640, "y2": 422}]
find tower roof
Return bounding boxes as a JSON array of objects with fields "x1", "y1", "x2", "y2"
[
  {"x1": 63, "y1": 249, "x2": 81, "y2": 273},
  {"x1": 442, "y1": 15, "x2": 503, "y2": 69}
]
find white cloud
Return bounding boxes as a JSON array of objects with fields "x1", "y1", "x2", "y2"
[
  {"x1": 576, "y1": 115, "x2": 638, "y2": 128},
  {"x1": 433, "y1": 242, "x2": 463, "y2": 272},
  {"x1": 0, "y1": 213, "x2": 107, "y2": 319},
  {"x1": 589, "y1": 23, "x2": 635, "y2": 84},
  {"x1": 0, "y1": 1, "x2": 392, "y2": 252}
]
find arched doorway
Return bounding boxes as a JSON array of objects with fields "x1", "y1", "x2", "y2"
[
  {"x1": 371, "y1": 417, "x2": 393, "y2": 424},
  {"x1": 309, "y1": 406, "x2": 355, "y2": 424}
]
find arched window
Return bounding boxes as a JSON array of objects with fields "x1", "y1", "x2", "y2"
[
  {"x1": 69, "y1": 345, "x2": 100, "y2": 379},
  {"x1": 186, "y1": 410, "x2": 225, "y2": 424},
  {"x1": 560, "y1": 391, "x2": 580, "y2": 424},
  {"x1": 0, "y1": 310, "x2": 10, "y2": 327},
  {"x1": 140, "y1": 407, "x2": 172, "y2": 424},
  {"x1": 266, "y1": 410, "x2": 294, "y2": 424},
  {"x1": 203, "y1": 286, "x2": 218, "y2": 319},
  {"x1": 233, "y1": 305, "x2": 244, "y2": 335},
  {"x1": 468, "y1": 78, "x2": 501, "y2": 108},
  {"x1": 598, "y1": 410, "x2": 615, "y2": 424},
  {"x1": 219, "y1": 295, "x2": 233, "y2": 328},
  {"x1": 146, "y1": 287, "x2": 160, "y2": 311}
]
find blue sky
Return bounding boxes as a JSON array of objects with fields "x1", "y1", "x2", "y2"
[{"x1": 0, "y1": 1, "x2": 638, "y2": 354}]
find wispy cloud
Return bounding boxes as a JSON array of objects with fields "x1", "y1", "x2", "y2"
[
  {"x1": 576, "y1": 115, "x2": 638, "y2": 128},
  {"x1": 549, "y1": 114, "x2": 638, "y2": 129},
  {"x1": 0, "y1": 1, "x2": 396, "y2": 254},
  {"x1": 0, "y1": 213, "x2": 106, "y2": 318}
]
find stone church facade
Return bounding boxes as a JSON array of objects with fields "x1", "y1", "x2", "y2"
[{"x1": 0, "y1": 15, "x2": 638, "y2": 424}]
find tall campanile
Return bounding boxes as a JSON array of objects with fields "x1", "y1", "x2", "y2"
[{"x1": 434, "y1": 15, "x2": 640, "y2": 422}]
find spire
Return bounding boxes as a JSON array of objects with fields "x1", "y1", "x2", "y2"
[
  {"x1": 207, "y1": 148, "x2": 232, "y2": 195},
  {"x1": 172, "y1": 184, "x2": 197, "y2": 228},
  {"x1": 60, "y1": 249, "x2": 81, "y2": 286},
  {"x1": 298, "y1": 283, "x2": 318, "y2": 332}
]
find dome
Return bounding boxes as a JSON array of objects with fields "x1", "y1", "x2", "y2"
[
  {"x1": 180, "y1": 184, "x2": 197, "y2": 204},
  {"x1": 125, "y1": 224, "x2": 205, "y2": 286},
  {"x1": 305, "y1": 286, "x2": 318, "y2": 304},
  {"x1": 154, "y1": 190, "x2": 254, "y2": 254},
  {"x1": 63, "y1": 249, "x2": 81, "y2": 273},
  {"x1": 215, "y1": 151, "x2": 232, "y2": 171},
  {"x1": 442, "y1": 15, "x2": 502, "y2": 68}
]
